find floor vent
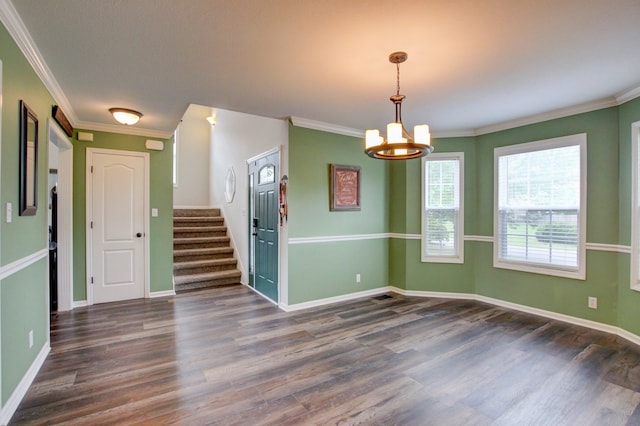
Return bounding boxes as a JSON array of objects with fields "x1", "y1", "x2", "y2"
[{"x1": 373, "y1": 294, "x2": 393, "y2": 300}]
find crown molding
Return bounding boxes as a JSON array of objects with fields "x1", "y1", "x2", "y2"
[
  {"x1": 289, "y1": 116, "x2": 364, "y2": 138},
  {"x1": 0, "y1": 0, "x2": 78, "y2": 124},
  {"x1": 616, "y1": 85, "x2": 640, "y2": 105},
  {"x1": 474, "y1": 97, "x2": 618, "y2": 136},
  {"x1": 432, "y1": 129, "x2": 476, "y2": 138},
  {"x1": 76, "y1": 121, "x2": 173, "y2": 140}
]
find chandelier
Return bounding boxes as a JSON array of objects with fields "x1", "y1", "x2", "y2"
[{"x1": 365, "y1": 52, "x2": 434, "y2": 160}]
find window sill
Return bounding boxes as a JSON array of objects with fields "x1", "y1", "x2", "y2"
[{"x1": 493, "y1": 259, "x2": 585, "y2": 280}]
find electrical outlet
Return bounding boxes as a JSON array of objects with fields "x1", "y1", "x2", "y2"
[
  {"x1": 356, "y1": 273, "x2": 361, "y2": 283},
  {"x1": 28, "y1": 330, "x2": 33, "y2": 348},
  {"x1": 588, "y1": 297, "x2": 598, "y2": 309}
]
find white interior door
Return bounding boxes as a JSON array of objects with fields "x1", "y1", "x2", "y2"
[{"x1": 87, "y1": 149, "x2": 148, "y2": 304}]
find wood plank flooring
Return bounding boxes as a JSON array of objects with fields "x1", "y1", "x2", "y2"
[{"x1": 10, "y1": 285, "x2": 640, "y2": 425}]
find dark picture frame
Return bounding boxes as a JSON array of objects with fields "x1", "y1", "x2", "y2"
[
  {"x1": 330, "y1": 164, "x2": 361, "y2": 211},
  {"x1": 19, "y1": 100, "x2": 38, "y2": 216}
]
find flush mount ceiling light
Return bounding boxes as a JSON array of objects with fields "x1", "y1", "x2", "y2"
[
  {"x1": 109, "y1": 108, "x2": 142, "y2": 125},
  {"x1": 365, "y1": 52, "x2": 434, "y2": 160}
]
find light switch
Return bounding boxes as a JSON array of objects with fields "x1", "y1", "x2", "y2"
[
  {"x1": 6, "y1": 203, "x2": 12, "y2": 223},
  {"x1": 151, "y1": 208, "x2": 158, "y2": 217}
]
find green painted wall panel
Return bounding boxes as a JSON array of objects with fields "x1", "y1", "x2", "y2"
[
  {"x1": 0, "y1": 24, "x2": 54, "y2": 265},
  {"x1": 404, "y1": 239, "x2": 475, "y2": 294},
  {"x1": 288, "y1": 239, "x2": 388, "y2": 304},
  {"x1": 72, "y1": 131, "x2": 174, "y2": 301},
  {"x1": 474, "y1": 243, "x2": 618, "y2": 325},
  {"x1": 288, "y1": 125, "x2": 389, "y2": 238},
  {"x1": 288, "y1": 125, "x2": 390, "y2": 303},
  {"x1": 0, "y1": 22, "x2": 55, "y2": 407},
  {"x1": 616, "y1": 97, "x2": 640, "y2": 335},
  {"x1": 1, "y1": 259, "x2": 47, "y2": 405}
]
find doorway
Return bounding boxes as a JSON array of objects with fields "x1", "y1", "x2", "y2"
[
  {"x1": 86, "y1": 148, "x2": 149, "y2": 304},
  {"x1": 248, "y1": 149, "x2": 279, "y2": 303},
  {"x1": 47, "y1": 119, "x2": 73, "y2": 311}
]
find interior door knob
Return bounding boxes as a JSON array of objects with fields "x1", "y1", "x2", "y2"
[{"x1": 136, "y1": 232, "x2": 142, "y2": 238}]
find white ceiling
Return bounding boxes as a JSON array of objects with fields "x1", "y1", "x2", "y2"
[{"x1": 7, "y1": 0, "x2": 640, "y2": 138}]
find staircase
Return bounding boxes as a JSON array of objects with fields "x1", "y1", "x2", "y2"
[{"x1": 173, "y1": 208, "x2": 241, "y2": 292}]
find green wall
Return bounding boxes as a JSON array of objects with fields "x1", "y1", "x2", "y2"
[
  {"x1": 617, "y1": 96, "x2": 640, "y2": 335},
  {"x1": 72, "y1": 131, "x2": 174, "y2": 301},
  {"x1": 0, "y1": 20, "x2": 175, "y2": 409},
  {"x1": 287, "y1": 125, "x2": 389, "y2": 304},
  {"x1": 0, "y1": 23, "x2": 55, "y2": 405},
  {"x1": 289, "y1": 104, "x2": 640, "y2": 337}
]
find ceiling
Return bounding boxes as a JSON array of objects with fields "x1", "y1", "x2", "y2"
[{"x1": 7, "y1": 0, "x2": 640, "y2": 138}]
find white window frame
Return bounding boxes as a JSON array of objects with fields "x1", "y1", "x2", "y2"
[
  {"x1": 631, "y1": 121, "x2": 640, "y2": 291},
  {"x1": 421, "y1": 152, "x2": 464, "y2": 263},
  {"x1": 493, "y1": 133, "x2": 587, "y2": 280}
]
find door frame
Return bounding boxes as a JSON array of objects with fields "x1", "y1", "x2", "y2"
[
  {"x1": 85, "y1": 148, "x2": 150, "y2": 305},
  {"x1": 246, "y1": 146, "x2": 281, "y2": 304},
  {"x1": 47, "y1": 119, "x2": 73, "y2": 311}
]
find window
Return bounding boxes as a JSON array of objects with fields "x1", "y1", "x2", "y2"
[
  {"x1": 422, "y1": 153, "x2": 464, "y2": 263},
  {"x1": 494, "y1": 134, "x2": 586, "y2": 279},
  {"x1": 631, "y1": 121, "x2": 640, "y2": 291}
]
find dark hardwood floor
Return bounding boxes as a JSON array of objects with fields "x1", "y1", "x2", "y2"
[{"x1": 10, "y1": 285, "x2": 640, "y2": 425}]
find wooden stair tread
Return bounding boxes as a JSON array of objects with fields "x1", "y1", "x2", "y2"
[
  {"x1": 174, "y1": 236, "x2": 230, "y2": 243},
  {"x1": 173, "y1": 208, "x2": 240, "y2": 292},
  {"x1": 174, "y1": 258, "x2": 237, "y2": 269},
  {"x1": 173, "y1": 226, "x2": 227, "y2": 232},
  {"x1": 174, "y1": 269, "x2": 241, "y2": 285}
]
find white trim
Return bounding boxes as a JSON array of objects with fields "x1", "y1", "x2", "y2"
[
  {"x1": 0, "y1": 249, "x2": 48, "y2": 280},
  {"x1": 246, "y1": 147, "x2": 282, "y2": 302},
  {"x1": 432, "y1": 129, "x2": 476, "y2": 138},
  {"x1": 243, "y1": 282, "x2": 279, "y2": 306},
  {"x1": 475, "y1": 99, "x2": 617, "y2": 136},
  {"x1": 288, "y1": 233, "x2": 389, "y2": 244},
  {"x1": 288, "y1": 232, "x2": 631, "y2": 254},
  {"x1": 85, "y1": 148, "x2": 150, "y2": 304},
  {"x1": 246, "y1": 146, "x2": 281, "y2": 165},
  {"x1": 392, "y1": 287, "x2": 475, "y2": 300},
  {"x1": 422, "y1": 152, "x2": 465, "y2": 264},
  {"x1": 280, "y1": 286, "x2": 640, "y2": 348},
  {"x1": 289, "y1": 116, "x2": 364, "y2": 138},
  {"x1": 48, "y1": 119, "x2": 74, "y2": 312},
  {"x1": 617, "y1": 85, "x2": 640, "y2": 105},
  {"x1": 72, "y1": 300, "x2": 88, "y2": 308},
  {"x1": 0, "y1": 0, "x2": 77, "y2": 124},
  {"x1": 631, "y1": 121, "x2": 640, "y2": 291},
  {"x1": 0, "y1": 342, "x2": 50, "y2": 426},
  {"x1": 464, "y1": 235, "x2": 493, "y2": 242},
  {"x1": 587, "y1": 243, "x2": 631, "y2": 254},
  {"x1": 493, "y1": 133, "x2": 587, "y2": 280},
  {"x1": 280, "y1": 287, "x2": 391, "y2": 312},
  {"x1": 76, "y1": 120, "x2": 171, "y2": 140},
  {"x1": 388, "y1": 233, "x2": 421, "y2": 240},
  {"x1": 149, "y1": 290, "x2": 176, "y2": 298}
]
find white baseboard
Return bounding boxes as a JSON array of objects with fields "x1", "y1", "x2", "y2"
[
  {"x1": 0, "y1": 343, "x2": 50, "y2": 426},
  {"x1": 72, "y1": 300, "x2": 88, "y2": 308},
  {"x1": 281, "y1": 285, "x2": 640, "y2": 347},
  {"x1": 149, "y1": 290, "x2": 176, "y2": 298},
  {"x1": 280, "y1": 287, "x2": 391, "y2": 312},
  {"x1": 241, "y1": 283, "x2": 279, "y2": 306}
]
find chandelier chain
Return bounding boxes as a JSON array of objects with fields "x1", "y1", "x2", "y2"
[{"x1": 396, "y1": 63, "x2": 401, "y2": 96}]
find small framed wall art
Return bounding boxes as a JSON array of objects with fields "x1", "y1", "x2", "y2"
[{"x1": 330, "y1": 164, "x2": 361, "y2": 211}]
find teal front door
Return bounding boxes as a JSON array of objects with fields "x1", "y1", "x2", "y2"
[{"x1": 248, "y1": 152, "x2": 279, "y2": 302}]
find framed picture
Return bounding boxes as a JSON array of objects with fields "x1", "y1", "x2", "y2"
[
  {"x1": 19, "y1": 100, "x2": 38, "y2": 216},
  {"x1": 330, "y1": 164, "x2": 361, "y2": 211}
]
